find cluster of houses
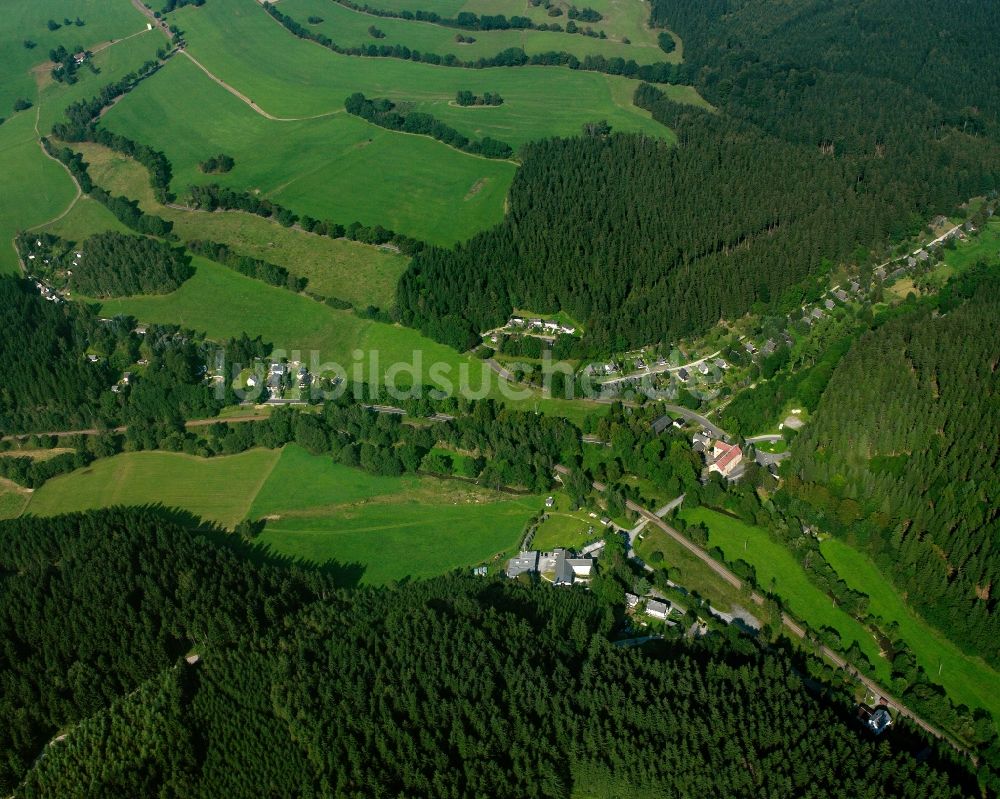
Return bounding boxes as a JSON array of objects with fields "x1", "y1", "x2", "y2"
[
  {"x1": 507, "y1": 316, "x2": 576, "y2": 336},
  {"x1": 245, "y1": 361, "x2": 313, "y2": 401},
  {"x1": 506, "y1": 547, "x2": 595, "y2": 586},
  {"x1": 31, "y1": 278, "x2": 63, "y2": 304}
]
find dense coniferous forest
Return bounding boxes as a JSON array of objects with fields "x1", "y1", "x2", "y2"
[
  {"x1": 398, "y1": 107, "x2": 996, "y2": 353},
  {"x1": 0, "y1": 509, "x2": 981, "y2": 798},
  {"x1": 0, "y1": 278, "x2": 220, "y2": 435},
  {"x1": 397, "y1": 0, "x2": 1000, "y2": 354},
  {"x1": 68, "y1": 232, "x2": 192, "y2": 297},
  {"x1": 786, "y1": 266, "x2": 1000, "y2": 665}
]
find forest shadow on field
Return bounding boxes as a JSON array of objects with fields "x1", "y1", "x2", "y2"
[{"x1": 137, "y1": 503, "x2": 367, "y2": 588}]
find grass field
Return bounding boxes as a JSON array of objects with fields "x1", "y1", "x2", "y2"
[
  {"x1": 680, "y1": 507, "x2": 887, "y2": 676},
  {"x1": 531, "y1": 491, "x2": 599, "y2": 550},
  {"x1": 0, "y1": 481, "x2": 31, "y2": 520},
  {"x1": 0, "y1": 0, "x2": 150, "y2": 117},
  {"x1": 12, "y1": 442, "x2": 543, "y2": 584},
  {"x1": 93, "y1": 255, "x2": 496, "y2": 383},
  {"x1": 367, "y1": 0, "x2": 676, "y2": 58},
  {"x1": 249, "y1": 444, "x2": 421, "y2": 517},
  {"x1": 25, "y1": 449, "x2": 281, "y2": 529},
  {"x1": 38, "y1": 194, "x2": 130, "y2": 241},
  {"x1": 65, "y1": 141, "x2": 409, "y2": 308},
  {"x1": 634, "y1": 522, "x2": 749, "y2": 612},
  {"x1": 821, "y1": 538, "x2": 1000, "y2": 725},
  {"x1": 103, "y1": 54, "x2": 515, "y2": 246},
  {"x1": 251, "y1": 444, "x2": 544, "y2": 584},
  {"x1": 940, "y1": 218, "x2": 1000, "y2": 273},
  {"x1": 166, "y1": 0, "x2": 682, "y2": 141},
  {"x1": 254, "y1": 448, "x2": 543, "y2": 583},
  {"x1": 34, "y1": 29, "x2": 165, "y2": 133},
  {"x1": 0, "y1": 111, "x2": 78, "y2": 274},
  {"x1": 285, "y1": 0, "x2": 666, "y2": 65}
]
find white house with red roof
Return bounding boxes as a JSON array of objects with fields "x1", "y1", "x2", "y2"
[{"x1": 709, "y1": 440, "x2": 743, "y2": 478}]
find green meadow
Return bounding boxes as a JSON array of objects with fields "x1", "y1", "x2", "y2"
[
  {"x1": 0, "y1": 111, "x2": 77, "y2": 274},
  {"x1": 249, "y1": 444, "x2": 421, "y2": 517},
  {"x1": 821, "y1": 538, "x2": 1000, "y2": 725},
  {"x1": 680, "y1": 507, "x2": 888, "y2": 676},
  {"x1": 92, "y1": 255, "x2": 496, "y2": 385},
  {"x1": 0, "y1": 0, "x2": 150, "y2": 116},
  {"x1": 34, "y1": 30, "x2": 165, "y2": 133},
  {"x1": 38, "y1": 195, "x2": 129, "y2": 241},
  {"x1": 102, "y1": 54, "x2": 515, "y2": 246},
  {"x1": 166, "y1": 0, "x2": 678, "y2": 142},
  {"x1": 65, "y1": 141, "x2": 409, "y2": 309},
  {"x1": 254, "y1": 447, "x2": 542, "y2": 583},
  {"x1": 0, "y1": 482, "x2": 30, "y2": 520},
  {"x1": 531, "y1": 491, "x2": 599, "y2": 550},
  {"x1": 286, "y1": 0, "x2": 665, "y2": 65},
  {"x1": 365, "y1": 0, "x2": 675, "y2": 57},
  {"x1": 25, "y1": 449, "x2": 282, "y2": 529}
]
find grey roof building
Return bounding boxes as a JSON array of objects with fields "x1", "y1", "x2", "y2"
[
  {"x1": 646, "y1": 599, "x2": 670, "y2": 620},
  {"x1": 506, "y1": 551, "x2": 539, "y2": 579},
  {"x1": 553, "y1": 550, "x2": 575, "y2": 586}
]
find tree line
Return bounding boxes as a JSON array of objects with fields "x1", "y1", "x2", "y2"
[
  {"x1": 185, "y1": 240, "x2": 307, "y2": 293},
  {"x1": 185, "y1": 183, "x2": 425, "y2": 254},
  {"x1": 344, "y1": 92, "x2": 513, "y2": 159},
  {"x1": 265, "y1": 3, "x2": 682, "y2": 84},
  {"x1": 41, "y1": 140, "x2": 174, "y2": 237}
]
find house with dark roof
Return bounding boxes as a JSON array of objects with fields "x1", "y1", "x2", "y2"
[
  {"x1": 858, "y1": 705, "x2": 893, "y2": 736},
  {"x1": 553, "y1": 551, "x2": 575, "y2": 586}
]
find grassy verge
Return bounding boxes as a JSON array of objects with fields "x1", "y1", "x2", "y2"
[
  {"x1": 680, "y1": 507, "x2": 887, "y2": 676},
  {"x1": 821, "y1": 537, "x2": 1000, "y2": 725}
]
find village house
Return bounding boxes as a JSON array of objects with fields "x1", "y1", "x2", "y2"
[
  {"x1": 625, "y1": 592, "x2": 640, "y2": 609},
  {"x1": 849, "y1": 280, "x2": 860, "y2": 293},
  {"x1": 709, "y1": 440, "x2": 743, "y2": 479},
  {"x1": 714, "y1": 358, "x2": 728, "y2": 370},
  {"x1": 858, "y1": 705, "x2": 893, "y2": 736},
  {"x1": 646, "y1": 599, "x2": 670, "y2": 620},
  {"x1": 677, "y1": 368, "x2": 690, "y2": 382},
  {"x1": 697, "y1": 361, "x2": 710, "y2": 375},
  {"x1": 545, "y1": 496, "x2": 555, "y2": 508},
  {"x1": 761, "y1": 340, "x2": 777, "y2": 357},
  {"x1": 824, "y1": 298, "x2": 836, "y2": 311},
  {"x1": 811, "y1": 308, "x2": 825, "y2": 321},
  {"x1": 833, "y1": 289, "x2": 849, "y2": 303},
  {"x1": 691, "y1": 432, "x2": 711, "y2": 454}
]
